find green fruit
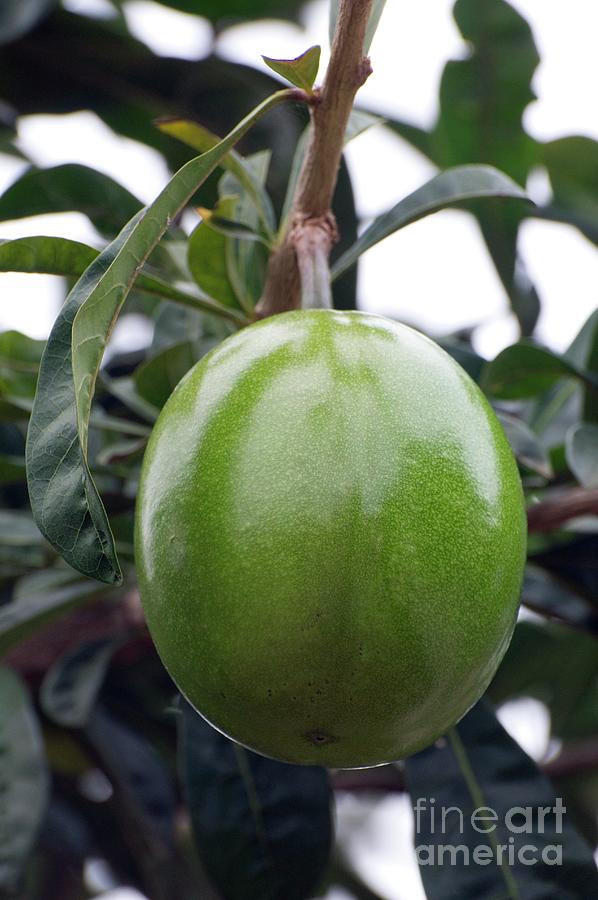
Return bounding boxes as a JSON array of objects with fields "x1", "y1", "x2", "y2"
[{"x1": 135, "y1": 310, "x2": 526, "y2": 768}]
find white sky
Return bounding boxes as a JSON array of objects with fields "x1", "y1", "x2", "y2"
[{"x1": 1, "y1": 2, "x2": 596, "y2": 897}]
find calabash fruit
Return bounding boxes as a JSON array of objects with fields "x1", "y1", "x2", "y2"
[{"x1": 135, "y1": 309, "x2": 526, "y2": 768}]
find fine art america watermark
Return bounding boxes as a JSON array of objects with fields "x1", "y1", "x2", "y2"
[{"x1": 413, "y1": 797, "x2": 566, "y2": 867}]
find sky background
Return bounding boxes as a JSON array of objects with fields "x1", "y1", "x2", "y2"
[{"x1": 1, "y1": 1, "x2": 596, "y2": 897}]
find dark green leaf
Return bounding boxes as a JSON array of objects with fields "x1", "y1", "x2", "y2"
[
  {"x1": 542, "y1": 137, "x2": 598, "y2": 222},
  {"x1": 438, "y1": 0, "x2": 539, "y2": 180},
  {"x1": 262, "y1": 46, "x2": 320, "y2": 93},
  {"x1": 581, "y1": 312, "x2": 598, "y2": 424},
  {"x1": 331, "y1": 164, "x2": 529, "y2": 280},
  {"x1": 383, "y1": 116, "x2": 435, "y2": 159},
  {"x1": 0, "y1": 667, "x2": 49, "y2": 893},
  {"x1": 497, "y1": 411, "x2": 553, "y2": 479},
  {"x1": 177, "y1": 699, "x2": 333, "y2": 900},
  {"x1": 86, "y1": 706, "x2": 176, "y2": 849},
  {"x1": 405, "y1": 698, "x2": 598, "y2": 900},
  {"x1": 0, "y1": 235, "x2": 97, "y2": 276},
  {"x1": 0, "y1": 0, "x2": 56, "y2": 44},
  {"x1": 479, "y1": 210, "x2": 541, "y2": 336},
  {"x1": 0, "y1": 453, "x2": 25, "y2": 484},
  {"x1": 40, "y1": 637, "x2": 117, "y2": 728},
  {"x1": 521, "y1": 565, "x2": 598, "y2": 634},
  {"x1": 439, "y1": 341, "x2": 485, "y2": 382},
  {"x1": 532, "y1": 535, "x2": 598, "y2": 609},
  {"x1": 188, "y1": 197, "x2": 242, "y2": 308},
  {"x1": 481, "y1": 341, "x2": 598, "y2": 399},
  {"x1": 0, "y1": 568, "x2": 108, "y2": 656},
  {"x1": 26, "y1": 219, "x2": 139, "y2": 585},
  {"x1": 0, "y1": 164, "x2": 143, "y2": 238},
  {"x1": 490, "y1": 622, "x2": 598, "y2": 737},
  {"x1": 27, "y1": 90, "x2": 283, "y2": 583},
  {"x1": 144, "y1": 0, "x2": 304, "y2": 25},
  {"x1": 566, "y1": 424, "x2": 598, "y2": 488},
  {"x1": 0, "y1": 14, "x2": 306, "y2": 213},
  {"x1": 134, "y1": 341, "x2": 198, "y2": 410}
]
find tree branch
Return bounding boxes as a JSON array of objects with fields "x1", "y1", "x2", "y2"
[
  {"x1": 256, "y1": 0, "x2": 374, "y2": 318},
  {"x1": 527, "y1": 488, "x2": 598, "y2": 533}
]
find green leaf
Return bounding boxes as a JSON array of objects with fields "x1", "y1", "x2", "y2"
[
  {"x1": 542, "y1": 137, "x2": 598, "y2": 222},
  {"x1": 566, "y1": 424, "x2": 598, "y2": 488},
  {"x1": 364, "y1": 0, "x2": 388, "y2": 54},
  {"x1": 40, "y1": 637, "x2": 118, "y2": 728},
  {"x1": 0, "y1": 236, "x2": 247, "y2": 326},
  {"x1": 218, "y1": 151, "x2": 272, "y2": 310},
  {"x1": 0, "y1": 235, "x2": 97, "y2": 276},
  {"x1": 481, "y1": 341, "x2": 598, "y2": 400},
  {"x1": 177, "y1": 698, "x2": 333, "y2": 900},
  {"x1": 491, "y1": 622, "x2": 598, "y2": 735},
  {"x1": 581, "y1": 312, "x2": 598, "y2": 424},
  {"x1": 405, "y1": 698, "x2": 598, "y2": 900},
  {"x1": 27, "y1": 90, "x2": 290, "y2": 583},
  {"x1": 188, "y1": 197, "x2": 243, "y2": 308},
  {"x1": 262, "y1": 45, "x2": 320, "y2": 93},
  {"x1": 0, "y1": 0, "x2": 56, "y2": 44},
  {"x1": 0, "y1": 454, "x2": 25, "y2": 484},
  {"x1": 439, "y1": 341, "x2": 485, "y2": 382},
  {"x1": 329, "y1": 0, "x2": 388, "y2": 53},
  {"x1": 86, "y1": 706, "x2": 176, "y2": 848},
  {"x1": 0, "y1": 668, "x2": 49, "y2": 892},
  {"x1": 0, "y1": 330, "x2": 45, "y2": 418},
  {"x1": 520, "y1": 567, "x2": 598, "y2": 634},
  {"x1": 497, "y1": 411, "x2": 553, "y2": 479},
  {"x1": 331, "y1": 164, "x2": 529, "y2": 280},
  {"x1": 197, "y1": 207, "x2": 270, "y2": 245},
  {"x1": 155, "y1": 118, "x2": 275, "y2": 236},
  {"x1": 0, "y1": 568, "x2": 108, "y2": 656},
  {"x1": 134, "y1": 341, "x2": 198, "y2": 410},
  {"x1": 26, "y1": 219, "x2": 138, "y2": 585},
  {"x1": 0, "y1": 164, "x2": 143, "y2": 238},
  {"x1": 148, "y1": 0, "x2": 304, "y2": 25}
]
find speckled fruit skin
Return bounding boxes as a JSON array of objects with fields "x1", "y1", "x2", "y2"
[{"x1": 135, "y1": 309, "x2": 526, "y2": 768}]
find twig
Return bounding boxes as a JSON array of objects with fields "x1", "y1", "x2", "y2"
[
  {"x1": 527, "y1": 488, "x2": 598, "y2": 533},
  {"x1": 256, "y1": 0, "x2": 374, "y2": 317}
]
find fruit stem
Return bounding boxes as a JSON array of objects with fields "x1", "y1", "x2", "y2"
[{"x1": 256, "y1": 0, "x2": 374, "y2": 318}]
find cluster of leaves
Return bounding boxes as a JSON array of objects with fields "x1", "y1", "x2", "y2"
[{"x1": 0, "y1": 1, "x2": 597, "y2": 899}]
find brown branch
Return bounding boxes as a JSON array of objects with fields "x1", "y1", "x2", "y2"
[
  {"x1": 527, "y1": 488, "x2": 598, "y2": 533},
  {"x1": 256, "y1": 0, "x2": 374, "y2": 318},
  {"x1": 544, "y1": 737, "x2": 598, "y2": 779},
  {"x1": 332, "y1": 765, "x2": 406, "y2": 793}
]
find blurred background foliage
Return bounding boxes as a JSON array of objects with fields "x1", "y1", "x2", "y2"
[{"x1": 0, "y1": 0, "x2": 597, "y2": 898}]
